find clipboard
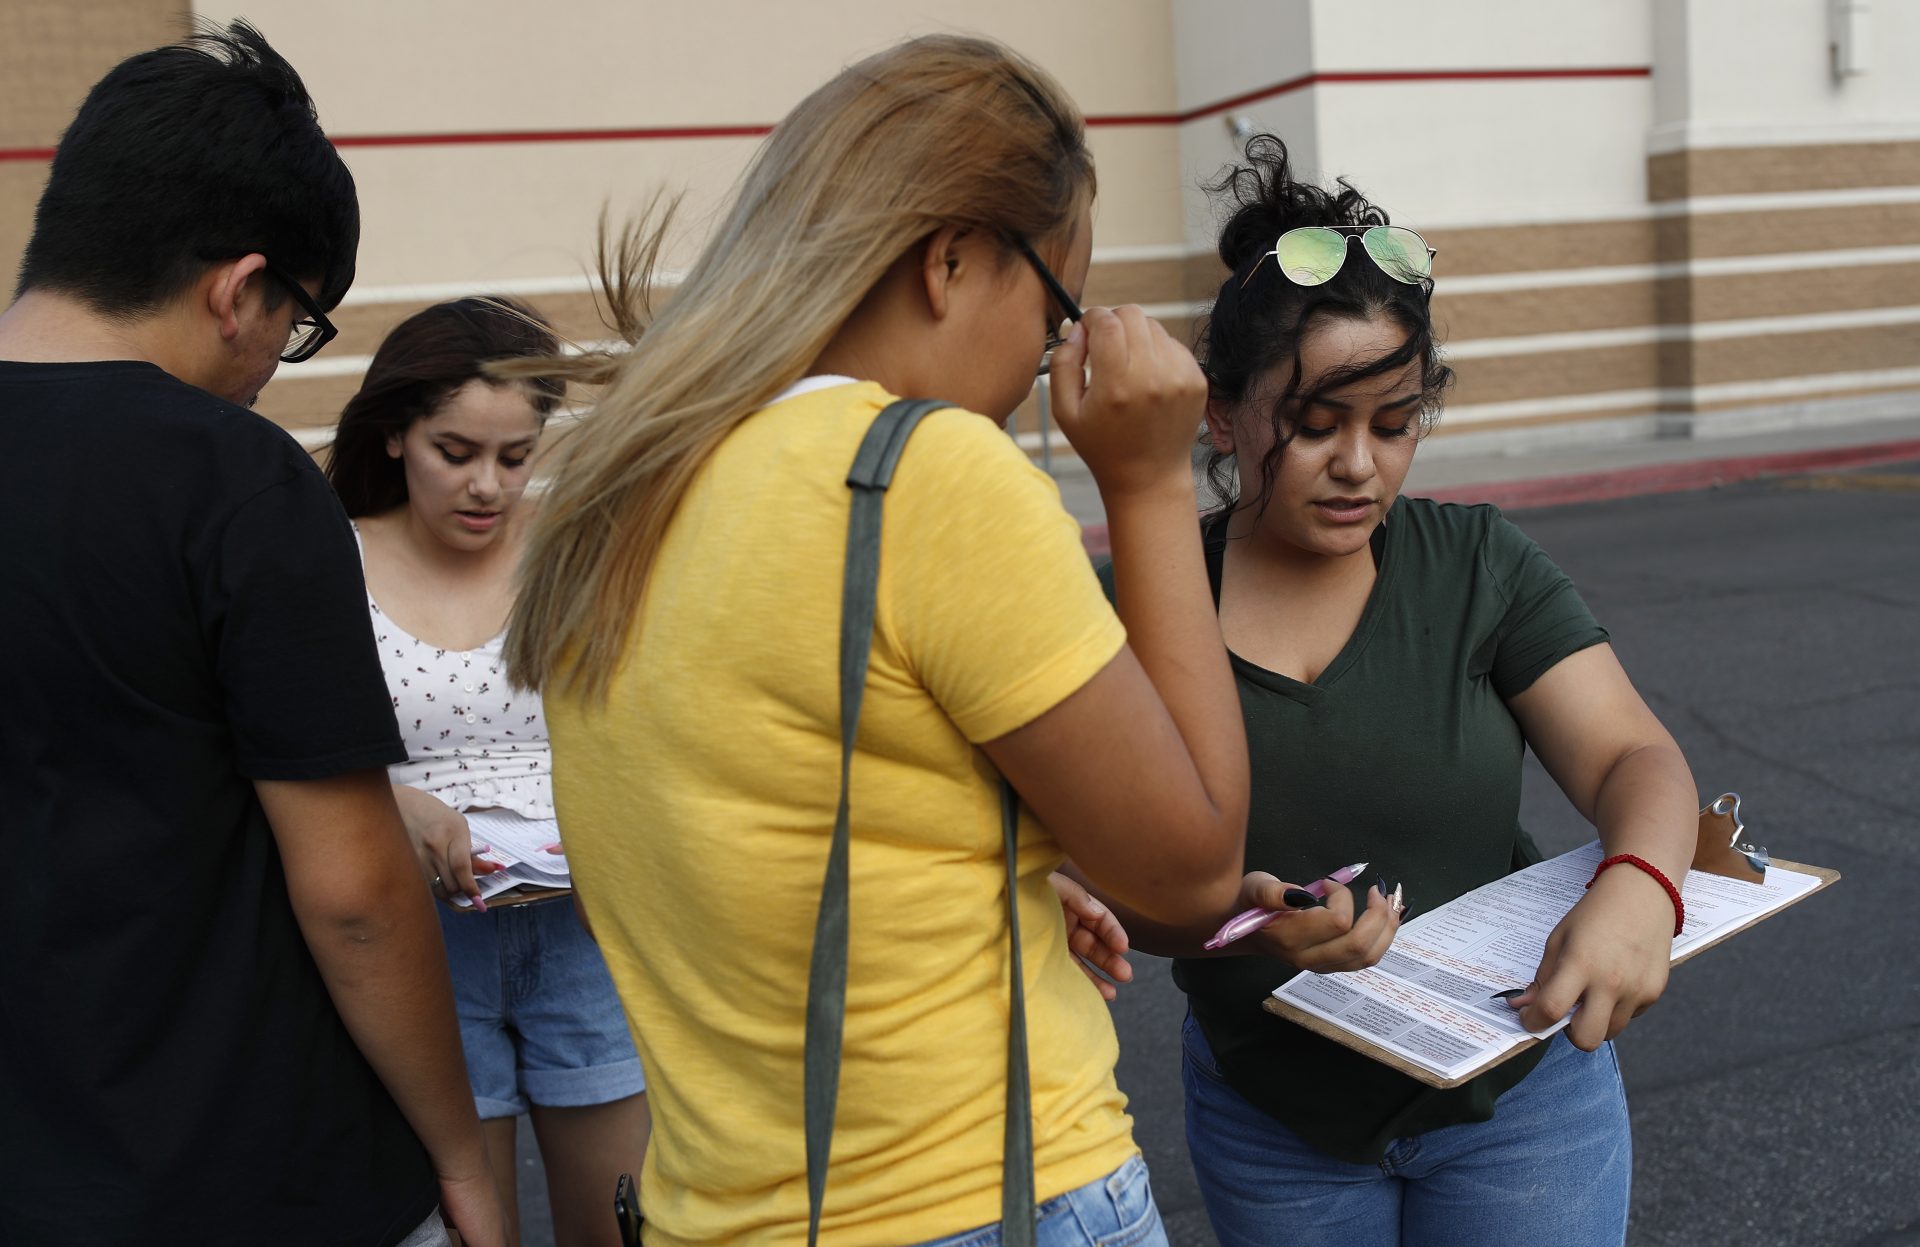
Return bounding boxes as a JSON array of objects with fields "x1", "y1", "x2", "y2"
[{"x1": 1263, "y1": 794, "x2": 1841, "y2": 1088}]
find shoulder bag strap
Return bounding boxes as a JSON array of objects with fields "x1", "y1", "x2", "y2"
[{"x1": 806, "y1": 399, "x2": 1035, "y2": 1247}]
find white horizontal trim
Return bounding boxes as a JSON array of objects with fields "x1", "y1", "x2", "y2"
[
  {"x1": 1418, "y1": 184, "x2": 1920, "y2": 232},
  {"x1": 1446, "y1": 304, "x2": 1920, "y2": 359},
  {"x1": 1447, "y1": 325, "x2": 1669, "y2": 358},
  {"x1": 1684, "y1": 366, "x2": 1920, "y2": 406},
  {"x1": 1441, "y1": 262, "x2": 1665, "y2": 295},
  {"x1": 339, "y1": 271, "x2": 687, "y2": 308},
  {"x1": 1687, "y1": 243, "x2": 1920, "y2": 277},
  {"x1": 334, "y1": 186, "x2": 1920, "y2": 312},
  {"x1": 1110, "y1": 244, "x2": 1920, "y2": 307},
  {"x1": 339, "y1": 250, "x2": 1193, "y2": 309},
  {"x1": 1089, "y1": 242, "x2": 1196, "y2": 264},
  {"x1": 340, "y1": 273, "x2": 595, "y2": 307},
  {"x1": 1416, "y1": 202, "x2": 1657, "y2": 231},
  {"x1": 1647, "y1": 119, "x2": 1920, "y2": 156},
  {"x1": 286, "y1": 306, "x2": 1920, "y2": 408},
  {"x1": 1658, "y1": 184, "x2": 1920, "y2": 218},
  {"x1": 1443, "y1": 365, "x2": 1920, "y2": 427},
  {"x1": 1444, "y1": 244, "x2": 1920, "y2": 295},
  {"x1": 284, "y1": 351, "x2": 375, "y2": 379},
  {"x1": 1442, "y1": 389, "x2": 1664, "y2": 427},
  {"x1": 290, "y1": 367, "x2": 1920, "y2": 453},
  {"x1": 1687, "y1": 304, "x2": 1920, "y2": 341},
  {"x1": 1140, "y1": 300, "x2": 1210, "y2": 321}
]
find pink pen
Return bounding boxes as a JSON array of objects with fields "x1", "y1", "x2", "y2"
[{"x1": 1202, "y1": 861, "x2": 1370, "y2": 950}]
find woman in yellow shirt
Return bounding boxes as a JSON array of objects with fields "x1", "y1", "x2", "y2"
[{"x1": 508, "y1": 36, "x2": 1254, "y2": 1246}]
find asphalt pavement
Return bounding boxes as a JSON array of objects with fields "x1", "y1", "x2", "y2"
[{"x1": 514, "y1": 441, "x2": 1920, "y2": 1247}]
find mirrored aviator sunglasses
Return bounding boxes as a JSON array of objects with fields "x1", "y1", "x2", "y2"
[{"x1": 1241, "y1": 225, "x2": 1436, "y2": 290}]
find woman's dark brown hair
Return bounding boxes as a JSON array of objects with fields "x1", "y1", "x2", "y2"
[{"x1": 325, "y1": 296, "x2": 563, "y2": 517}]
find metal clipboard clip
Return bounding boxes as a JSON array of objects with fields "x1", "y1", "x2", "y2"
[{"x1": 1692, "y1": 792, "x2": 1770, "y2": 882}]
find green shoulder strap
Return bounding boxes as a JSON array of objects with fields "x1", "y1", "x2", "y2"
[{"x1": 804, "y1": 398, "x2": 1035, "y2": 1247}]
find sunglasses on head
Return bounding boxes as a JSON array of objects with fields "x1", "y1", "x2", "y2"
[{"x1": 1239, "y1": 225, "x2": 1436, "y2": 291}]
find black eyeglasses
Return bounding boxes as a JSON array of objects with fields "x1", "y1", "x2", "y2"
[
  {"x1": 1015, "y1": 237, "x2": 1084, "y2": 378},
  {"x1": 262, "y1": 261, "x2": 339, "y2": 363}
]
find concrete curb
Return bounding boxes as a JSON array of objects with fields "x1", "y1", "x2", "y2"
[{"x1": 1078, "y1": 436, "x2": 1920, "y2": 558}]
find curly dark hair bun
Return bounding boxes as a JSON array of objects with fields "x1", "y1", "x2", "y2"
[
  {"x1": 1212, "y1": 135, "x2": 1392, "y2": 276},
  {"x1": 1197, "y1": 134, "x2": 1451, "y2": 515}
]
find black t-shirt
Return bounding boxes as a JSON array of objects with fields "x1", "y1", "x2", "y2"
[
  {"x1": 0, "y1": 361, "x2": 433, "y2": 1245},
  {"x1": 1102, "y1": 497, "x2": 1608, "y2": 1164}
]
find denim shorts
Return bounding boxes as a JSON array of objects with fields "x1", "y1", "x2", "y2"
[
  {"x1": 437, "y1": 894, "x2": 646, "y2": 1118},
  {"x1": 1180, "y1": 1010, "x2": 1630, "y2": 1247},
  {"x1": 908, "y1": 1154, "x2": 1169, "y2": 1247}
]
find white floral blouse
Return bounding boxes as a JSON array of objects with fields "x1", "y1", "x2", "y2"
[{"x1": 354, "y1": 529, "x2": 554, "y2": 819}]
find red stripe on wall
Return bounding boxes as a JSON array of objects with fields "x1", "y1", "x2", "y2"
[
  {"x1": 333, "y1": 123, "x2": 776, "y2": 148},
  {"x1": 0, "y1": 65, "x2": 1651, "y2": 162}
]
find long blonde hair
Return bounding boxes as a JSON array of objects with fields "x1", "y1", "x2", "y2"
[{"x1": 505, "y1": 35, "x2": 1095, "y2": 700}]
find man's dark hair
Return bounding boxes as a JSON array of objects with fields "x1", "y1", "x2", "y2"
[{"x1": 16, "y1": 20, "x2": 359, "y2": 315}]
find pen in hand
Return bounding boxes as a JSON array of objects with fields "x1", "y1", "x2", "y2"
[{"x1": 1203, "y1": 861, "x2": 1370, "y2": 950}]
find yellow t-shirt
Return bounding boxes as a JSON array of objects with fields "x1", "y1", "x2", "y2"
[{"x1": 548, "y1": 381, "x2": 1136, "y2": 1246}]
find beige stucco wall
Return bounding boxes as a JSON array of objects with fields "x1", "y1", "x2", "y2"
[{"x1": 189, "y1": 0, "x2": 1188, "y2": 285}]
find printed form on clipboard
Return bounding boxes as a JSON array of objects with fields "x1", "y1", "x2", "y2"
[{"x1": 1265, "y1": 796, "x2": 1838, "y2": 1088}]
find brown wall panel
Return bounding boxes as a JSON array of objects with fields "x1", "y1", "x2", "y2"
[
  {"x1": 1, "y1": 2, "x2": 188, "y2": 284},
  {"x1": 1679, "y1": 201, "x2": 1920, "y2": 260},
  {"x1": 1446, "y1": 343, "x2": 1663, "y2": 408},
  {"x1": 253, "y1": 373, "x2": 367, "y2": 435},
  {"x1": 324, "y1": 290, "x2": 612, "y2": 358},
  {"x1": 1687, "y1": 322, "x2": 1920, "y2": 389},
  {"x1": 1426, "y1": 404, "x2": 1661, "y2": 439},
  {"x1": 1434, "y1": 322, "x2": 1920, "y2": 414},
  {"x1": 1435, "y1": 261, "x2": 1920, "y2": 343},
  {"x1": 1422, "y1": 218, "x2": 1659, "y2": 277},
  {"x1": 0, "y1": 1, "x2": 185, "y2": 148},
  {"x1": 1082, "y1": 256, "x2": 1214, "y2": 307},
  {"x1": 1650, "y1": 141, "x2": 1920, "y2": 202},
  {"x1": 1433, "y1": 280, "x2": 1661, "y2": 342},
  {"x1": 0, "y1": 164, "x2": 49, "y2": 294},
  {"x1": 1685, "y1": 261, "x2": 1920, "y2": 322}
]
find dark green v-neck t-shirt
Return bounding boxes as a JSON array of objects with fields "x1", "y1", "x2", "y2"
[{"x1": 1105, "y1": 496, "x2": 1609, "y2": 1164}]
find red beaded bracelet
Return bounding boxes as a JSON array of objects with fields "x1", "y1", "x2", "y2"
[{"x1": 1586, "y1": 854, "x2": 1685, "y2": 937}]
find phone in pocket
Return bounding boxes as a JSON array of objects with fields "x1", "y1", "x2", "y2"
[{"x1": 614, "y1": 1172, "x2": 642, "y2": 1247}]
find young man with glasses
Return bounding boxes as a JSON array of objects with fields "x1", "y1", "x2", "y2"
[{"x1": 0, "y1": 23, "x2": 502, "y2": 1247}]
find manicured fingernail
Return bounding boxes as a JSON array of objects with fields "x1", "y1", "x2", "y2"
[
  {"x1": 1085, "y1": 899, "x2": 1106, "y2": 917},
  {"x1": 1067, "y1": 320, "x2": 1085, "y2": 345},
  {"x1": 1491, "y1": 987, "x2": 1525, "y2": 1002},
  {"x1": 1283, "y1": 888, "x2": 1324, "y2": 909},
  {"x1": 472, "y1": 895, "x2": 488, "y2": 913}
]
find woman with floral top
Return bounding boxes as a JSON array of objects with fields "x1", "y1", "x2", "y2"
[{"x1": 325, "y1": 297, "x2": 647, "y2": 1247}]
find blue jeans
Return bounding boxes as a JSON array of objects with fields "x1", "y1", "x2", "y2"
[
  {"x1": 1181, "y1": 1012, "x2": 1630, "y2": 1247},
  {"x1": 437, "y1": 894, "x2": 645, "y2": 1118},
  {"x1": 908, "y1": 1155, "x2": 1169, "y2": 1247}
]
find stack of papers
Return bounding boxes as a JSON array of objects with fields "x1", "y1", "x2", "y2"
[{"x1": 448, "y1": 808, "x2": 573, "y2": 907}]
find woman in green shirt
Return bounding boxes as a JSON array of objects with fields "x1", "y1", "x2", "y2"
[{"x1": 1099, "y1": 136, "x2": 1702, "y2": 1246}]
